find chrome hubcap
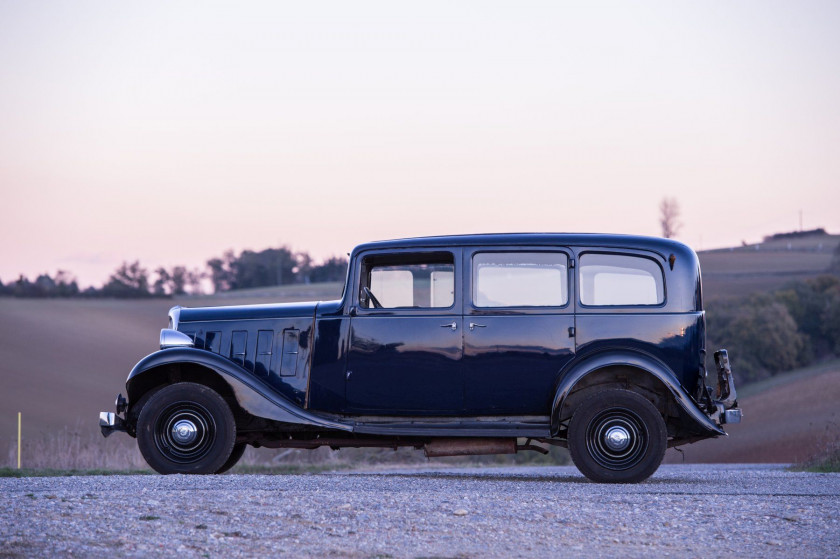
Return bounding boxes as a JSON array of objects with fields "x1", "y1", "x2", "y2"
[
  {"x1": 604, "y1": 426, "x2": 631, "y2": 451},
  {"x1": 171, "y1": 419, "x2": 198, "y2": 445},
  {"x1": 154, "y1": 403, "x2": 216, "y2": 464},
  {"x1": 585, "y1": 407, "x2": 648, "y2": 471}
]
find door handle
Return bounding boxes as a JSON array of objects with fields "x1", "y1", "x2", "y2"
[
  {"x1": 440, "y1": 322, "x2": 458, "y2": 331},
  {"x1": 469, "y1": 322, "x2": 486, "y2": 331}
]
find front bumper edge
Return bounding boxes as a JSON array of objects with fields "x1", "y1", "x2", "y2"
[{"x1": 99, "y1": 411, "x2": 127, "y2": 438}]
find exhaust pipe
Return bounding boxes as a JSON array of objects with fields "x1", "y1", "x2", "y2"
[{"x1": 424, "y1": 438, "x2": 516, "y2": 458}]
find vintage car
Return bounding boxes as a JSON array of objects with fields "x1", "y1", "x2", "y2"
[{"x1": 100, "y1": 233, "x2": 741, "y2": 483}]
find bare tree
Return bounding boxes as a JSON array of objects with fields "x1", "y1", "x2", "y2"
[{"x1": 659, "y1": 197, "x2": 682, "y2": 239}]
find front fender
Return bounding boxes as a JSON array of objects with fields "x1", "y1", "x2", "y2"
[
  {"x1": 126, "y1": 348, "x2": 351, "y2": 432},
  {"x1": 550, "y1": 350, "x2": 725, "y2": 437}
]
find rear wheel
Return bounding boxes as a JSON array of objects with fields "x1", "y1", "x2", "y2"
[
  {"x1": 567, "y1": 389, "x2": 666, "y2": 483},
  {"x1": 137, "y1": 382, "x2": 236, "y2": 474}
]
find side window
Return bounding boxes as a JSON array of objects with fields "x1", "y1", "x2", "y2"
[
  {"x1": 473, "y1": 252, "x2": 568, "y2": 307},
  {"x1": 579, "y1": 253, "x2": 664, "y2": 306},
  {"x1": 360, "y1": 252, "x2": 454, "y2": 309}
]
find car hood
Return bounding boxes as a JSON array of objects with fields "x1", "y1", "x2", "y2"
[{"x1": 178, "y1": 301, "x2": 320, "y2": 324}]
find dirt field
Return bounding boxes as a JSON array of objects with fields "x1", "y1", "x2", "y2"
[
  {"x1": 0, "y1": 284, "x2": 342, "y2": 462},
  {"x1": 665, "y1": 361, "x2": 840, "y2": 464}
]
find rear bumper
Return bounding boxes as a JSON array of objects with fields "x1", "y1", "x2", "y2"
[{"x1": 710, "y1": 349, "x2": 741, "y2": 426}]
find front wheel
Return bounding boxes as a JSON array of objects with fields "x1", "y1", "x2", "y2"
[
  {"x1": 216, "y1": 443, "x2": 247, "y2": 474},
  {"x1": 137, "y1": 382, "x2": 236, "y2": 474},
  {"x1": 567, "y1": 389, "x2": 666, "y2": 483}
]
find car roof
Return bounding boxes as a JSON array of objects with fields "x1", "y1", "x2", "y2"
[{"x1": 352, "y1": 233, "x2": 692, "y2": 255}]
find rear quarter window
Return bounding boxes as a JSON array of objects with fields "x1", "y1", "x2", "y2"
[{"x1": 579, "y1": 253, "x2": 664, "y2": 306}]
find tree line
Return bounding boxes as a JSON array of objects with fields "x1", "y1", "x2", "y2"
[
  {"x1": 0, "y1": 246, "x2": 348, "y2": 299},
  {"x1": 5, "y1": 237, "x2": 840, "y2": 387},
  {"x1": 705, "y1": 273, "x2": 840, "y2": 384}
]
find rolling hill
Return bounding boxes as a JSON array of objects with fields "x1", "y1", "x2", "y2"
[{"x1": 699, "y1": 233, "x2": 839, "y2": 300}]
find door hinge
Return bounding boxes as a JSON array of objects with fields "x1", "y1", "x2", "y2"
[
  {"x1": 570, "y1": 258, "x2": 576, "y2": 268},
  {"x1": 568, "y1": 326, "x2": 576, "y2": 338}
]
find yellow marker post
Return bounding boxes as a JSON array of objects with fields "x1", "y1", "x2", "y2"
[{"x1": 17, "y1": 412, "x2": 21, "y2": 469}]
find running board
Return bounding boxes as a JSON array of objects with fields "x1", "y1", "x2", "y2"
[{"x1": 350, "y1": 417, "x2": 551, "y2": 438}]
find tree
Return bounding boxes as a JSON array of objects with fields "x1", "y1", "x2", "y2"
[
  {"x1": 153, "y1": 267, "x2": 171, "y2": 296},
  {"x1": 13, "y1": 275, "x2": 37, "y2": 297},
  {"x1": 232, "y1": 247, "x2": 297, "y2": 289},
  {"x1": 309, "y1": 256, "x2": 349, "y2": 283},
  {"x1": 206, "y1": 248, "x2": 350, "y2": 293},
  {"x1": 53, "y1": 270, "x2": 79, "y2": 297},
  {"x1": 295, "y1": 252, "x2": 314, "y2": 284},
  {"x1": 659, "y1": 197, "x2": 682, "y2": 239},
  {"x1": 706, "y1": 295, "x2": 806, "y2": 382},
  {"x1": 776, "y1": 275, "x2": 840, "y2": 354},
  {"x1": 102, "y1": 261, "x2": 151, "y2": 298},
  {"x1": 169, "y1": 266, "x2": 188, "y2": 295},
  {"x1": 186, "y1": 268, "x2": 204, "y2": 295},
  {"x1": 830, "y1": 242, "x2": 840, "y2": 274},
  {"x1": 207, "y1": 250, "x2": 237, "y2": 292},
  {"x1": 34, "y1": 274, "x2": 56, "y2": 293},
  {"x1": 153, "y1": 266, "x2": 201, "y2": 296},
  {"x1": 823, "y1": 291, "x2": 840, "y2": 353}
]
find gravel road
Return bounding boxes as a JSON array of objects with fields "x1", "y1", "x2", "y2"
[{"x1": 1, "y1": 464, "x2": 838, "y2": 558}]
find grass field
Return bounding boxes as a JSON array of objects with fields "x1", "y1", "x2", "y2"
[{"x1": 1, "y1": 234, "x2": 838, "y2": 469}]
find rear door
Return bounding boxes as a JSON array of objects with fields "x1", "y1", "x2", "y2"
[{"x1": 461, "y1": 247, "x2": 576, "y2": 415}]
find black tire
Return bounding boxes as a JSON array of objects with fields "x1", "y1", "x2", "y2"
[
  {"x1": 136, "y1": 382, "x2": 236, "y2": 475},
  {"x1": 216, "y1": 443, "x2": 247, "y2": 474},
  {"x1": 567, "y1": 389, "x2": 666, "y2": 483}
]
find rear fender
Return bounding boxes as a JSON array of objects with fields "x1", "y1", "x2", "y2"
[
  {"x1": 126, "y1": 348, "x2": 351, "y2": 432},
  {"x1": 551, "y1": 351, "x2": 724, "y2": 437}
]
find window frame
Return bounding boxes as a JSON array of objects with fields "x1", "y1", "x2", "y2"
[
  {"x1": 353, "y1": 248, "x2": 461, "y2": 316},
  {"x1": 577, "y1": 250, "x2": 668, "y2": 309},
  {"x1": 466, "y1": 248, "x2": 573, "y2": 314}
]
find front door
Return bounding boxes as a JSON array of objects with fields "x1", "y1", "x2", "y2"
[
  {"x1": 346, "y1": 249, "x2": 463, "y2": 414},
  {"x1": 462, "y1": 248, "x2": 576, "y2": 415}
]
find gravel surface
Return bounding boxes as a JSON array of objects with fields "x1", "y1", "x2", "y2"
[{"x1": 1, "y1": 464, "x2": 838, "y2": 558}]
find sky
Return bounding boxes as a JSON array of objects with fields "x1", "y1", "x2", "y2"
[{"x1": 1, "y1": 1, "x2": 839, "y2": 288}]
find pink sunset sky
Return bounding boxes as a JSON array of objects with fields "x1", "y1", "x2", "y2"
[{"x1": 1, "y1": 1, "x2": 839, "y2": 288}]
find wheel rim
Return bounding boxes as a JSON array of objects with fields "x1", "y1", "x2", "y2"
[
  {"x1": 153, "y1": 401, "x2": 216, "y2": 464},
  {"x1": 584, "y1": 407, "x2": 648, "y2": 471}
]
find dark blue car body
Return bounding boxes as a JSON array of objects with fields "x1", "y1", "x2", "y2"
[{"x1": 103, "y1": 233, "x2": 741, "y2": 482}]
